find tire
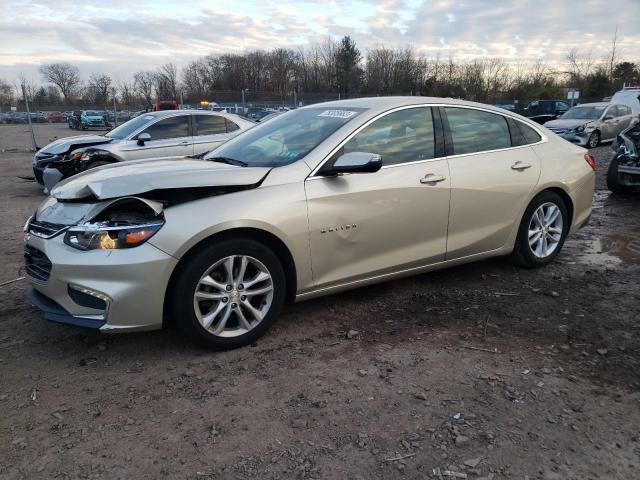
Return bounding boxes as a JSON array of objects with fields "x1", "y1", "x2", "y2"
[
  {"x1": 607, "y1": 158, "x2": 634, "y2": 194},
  {"x1": 587, "y1": 131, "x2": 600, "y2": 149},
  {"x1": 511, "y1": 191, "x2": 569, "y2": 268},
  {"x1": 170, "y1": 238, "x2": 286, "y2": 350}
]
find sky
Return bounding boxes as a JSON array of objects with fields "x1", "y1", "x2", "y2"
[{"x1": 1, "y1": 0, "x2": 639, "y2": 83}]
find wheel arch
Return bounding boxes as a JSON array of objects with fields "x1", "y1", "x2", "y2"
[{"x1": 162, "y1": 227, "x2": 298, "y2": 326}]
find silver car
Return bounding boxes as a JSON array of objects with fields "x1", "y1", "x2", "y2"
[
  {"x1": 33, "y1": 110, "x2": 254, "y2": 191},
  {"x1": 545, "y1": 102, "x2": 637, "y2": 148},
  {"x1": 24, "y1": 97, "x2": 595, "y2": 350}
]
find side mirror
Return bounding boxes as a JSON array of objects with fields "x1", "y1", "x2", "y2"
[
  {"x1": 603, "y1": 115, "x2": 614, "y2": 122},
  {"x1": 319, "y1": 152, "x2": 382, "y2": 176},
  {"x1": 137, "y1": 132, "x2": 151, "y2": 145}
]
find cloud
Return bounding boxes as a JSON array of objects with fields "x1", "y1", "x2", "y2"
[{"x1": 0, "y1": 0, "x2": 638, "y2": 82}]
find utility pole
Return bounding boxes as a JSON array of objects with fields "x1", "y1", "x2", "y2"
[
  {"x1": 21, "y1": 83, "x2": 38, "y2": 151},
  {"x1": 241, "y1": 89, "x2": 246, "y2": 116}
]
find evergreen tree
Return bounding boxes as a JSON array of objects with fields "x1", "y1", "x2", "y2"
[{"x1": 336, "y1": 36, "x2": 362, "y2": 97}]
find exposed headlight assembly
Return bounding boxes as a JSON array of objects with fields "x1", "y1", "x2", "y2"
[
  {"x1": 64, "y1": 221, "x2": 164, "y2": 250},
  {"x1": 574, "y1": 125, "x2": 585, "y2": 133}
]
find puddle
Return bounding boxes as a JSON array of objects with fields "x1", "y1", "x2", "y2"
[
  {"x1": 573, "y1": 234, "x2": 640, "y2": 267},
  {"x1": 592, "y1": 190, "x2": 611, "y2": 210}
]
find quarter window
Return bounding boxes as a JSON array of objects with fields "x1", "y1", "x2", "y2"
[
  {"x1": 139, "y1": 115, "x2": 190, "y2": 140},
  {"x1": 343, "y1": 107, "x2": 436, "y2": 166},
  {"x1": 194, "y1": 115, "x2": 227, "y2": 135},
  {"x1": 445, "y1": 107, "x2": 511, "y2": 155},
  {"x1": 226, "y1": 119, "x2": 240, "y2": 132},
  {"x1": 516, "y1": 121, "x2": 541, "y2": 145}
]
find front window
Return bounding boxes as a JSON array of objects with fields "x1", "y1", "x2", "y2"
[
  {"x1": 106, "y1": 114, "x2": 156, "y2": 140},
  {"x1": 205, "y1": 107, "x2": 366, "y2": 167},
  {"x1": 343, "y1": 107, "x2": 436, "y2": 166},
  {"x1": 560, "y1": 106, "x2": 605, "y2": 120}
]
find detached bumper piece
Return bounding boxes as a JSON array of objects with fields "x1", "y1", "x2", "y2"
[{"x1": 26, "y1": 288, "x2": 106, "y2": 329}]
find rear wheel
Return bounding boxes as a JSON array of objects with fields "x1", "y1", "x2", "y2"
[
  {"x1": 171, "y1": 238, "x2": 286, "y2": 350},
  {"x1": 511, "y1": 191, "x2": 569, "y2": 268},
  {"x1": 607, "y1": 158, "x2": 634, "y2": 194},
  {"x1": 587, "y1": 131, "x2": 600, "y2": 149}
]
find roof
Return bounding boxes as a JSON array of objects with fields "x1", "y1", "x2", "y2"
[
  {"x1": 573, "y1": 102, "x2": 609, "y2": 107},
  {"x1": 301, "y1": 96, "x2": 520, "y2": 117}
]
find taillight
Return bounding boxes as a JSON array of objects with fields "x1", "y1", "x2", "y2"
[{"x1": 584, "y1": 153, "x2": 596, "y2": 171}]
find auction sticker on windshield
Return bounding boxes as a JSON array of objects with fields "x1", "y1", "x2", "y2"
[{"x1": 318, "y1": 110, "x2": 358, "y2": 118}]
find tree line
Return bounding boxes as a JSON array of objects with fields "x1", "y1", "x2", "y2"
[{"x1": 1, "y1": 35, "x2": 638, "y2": 111}]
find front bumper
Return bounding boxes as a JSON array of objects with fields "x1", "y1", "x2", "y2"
[
  {"x1": 555, "y1": 131, "x2": 590, "y2": 147},
  {"x1": 24, "y1": 233, "x2": 178, "y2": 332}
]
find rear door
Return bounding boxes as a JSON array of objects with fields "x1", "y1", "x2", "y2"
[
  {"x1": 124, "y1": 114, "x2": 193, "y2": 160},
  {"x1": 192, "y1": 114, "x2": 237, "y2": 156},
  {"x1": 443, "y1": 106, "x2": 541, "y2": 259}
]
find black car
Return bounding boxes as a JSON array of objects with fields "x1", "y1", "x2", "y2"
[
  {"x1": 521, "y1": 100, "x2": 571, "y2": 125},
  {"x1": 67, "y1": 110, "x2": 82, "y2": 129}
]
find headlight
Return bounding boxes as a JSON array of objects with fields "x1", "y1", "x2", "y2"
[
  {"x1": 62, "y1": 152, "x2": 83, "y2": 162},
  {"x1": 574, "y1": 125, "x2": 585, "y2": 133},
  {"x1": 64, "y1": 222, "x2": 163, "y2": 250}
]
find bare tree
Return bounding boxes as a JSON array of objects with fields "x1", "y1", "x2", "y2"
[
  {"x1": 155, "y1": 63, "x2": 179, "y2": 100},
  {"x1": 0, "y1": 78, "x2": 13, "y2": 111},
  {"x1": 116, "y1": 78, "x2": 137, "y2": 106},
  {"x1": 39, "y1": 62, "x2": 81, "y2": 103},
  {"x1": 87, "y1": 73, "x2": 112, "y2": 108},
  {"x1": 134, "y1": 71, "x2": 155, "y2": 106}
]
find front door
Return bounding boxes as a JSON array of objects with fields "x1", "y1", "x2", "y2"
[
  {"x1": 305, "y1": 106, "x2": 451, "y2": 289},
  {"x1": 123, "y1": 114, "x2": 193, "y2": 160}
]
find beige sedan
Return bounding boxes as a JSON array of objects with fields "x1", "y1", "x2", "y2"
[{"x1": 24, "y1": 97, "x2": 595, "y2": 349}]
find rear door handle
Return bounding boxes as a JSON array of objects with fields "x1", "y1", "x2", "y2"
[
  {"x1": 511, "y1": 162, "x2": 532, "y2": 171},
  {"x1": 420, "y1": 174, "x2": 447, "y2": 184}
]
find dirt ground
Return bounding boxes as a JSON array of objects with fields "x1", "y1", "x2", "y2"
[{"x1": 1, "y1": 123, "x2": 639, "y2": 480}]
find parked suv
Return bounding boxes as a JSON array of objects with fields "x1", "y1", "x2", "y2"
[
  {"x1": 33, "y1": 110, "x2": 254, "y2": 190},
  {"x1": 521, "y1": 100, "x2": 571, "y2": 124},
  {"x1": 545, "y1": 102, "x2": 637, "y2": 148}
]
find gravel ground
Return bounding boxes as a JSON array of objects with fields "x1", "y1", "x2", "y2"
[{"x1": 0, "y1": 123, "x2": 639, "y2": 480}]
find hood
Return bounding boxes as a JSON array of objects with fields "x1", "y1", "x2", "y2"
[
  {"x1": 545, "y1": 119, "x2": 595, "y2": 130},
  {"x1": 51, "y1": 158, "x2": 271, "y2": 201},
  {"x1": 40, "y1": 135, "x2": 114, "y2": 155}
]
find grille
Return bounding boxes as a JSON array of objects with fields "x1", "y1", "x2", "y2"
[
  {"x1": 24, "y1": 245, "x2": 52, "y2": 281},
  {"x1": 28, "y1": 219, "x2": 68, "y2": 239}
]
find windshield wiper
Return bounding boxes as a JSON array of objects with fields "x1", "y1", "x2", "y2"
[{"x1": 207, "y1": 156, "x2": 248, "y2": 167}]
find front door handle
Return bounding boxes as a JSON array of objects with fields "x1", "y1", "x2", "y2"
[
  {"x1": 178, "y1": 141, "x2": 190, "y2": 146},
  {"x1": 420, "y1": 173, "x2": 447, "y2": 184},
  {"x1": 511, "y1": 162, "x2": 532, "y2": 171}
]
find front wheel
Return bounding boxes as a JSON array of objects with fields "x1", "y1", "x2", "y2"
[
  {"x1": 587, "y1": 131, "x2": 600, "y2": 149},
  {"x1": 607, "y1": 158, "x2": 634, "y2": 194},
  {"x1": 511, "y1": 191, "x2": 569, "y2": 268},
  {"x1": 171, "y1": 238, "x2": 286, "y2": 350}
]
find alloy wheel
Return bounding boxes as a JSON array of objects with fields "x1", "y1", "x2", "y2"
[
  {"x1": 528, "y1": 202, "x2": 564, "y2": 258},
  {"x1": 193, "y1": 255, "x2": 274, "y2": 337}
]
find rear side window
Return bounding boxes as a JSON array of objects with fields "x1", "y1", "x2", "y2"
[
  {"x1": 139, "y1": 115, "x2": 190, "y2": 140},
  {"x1": 508, "y1": 118, "x2": 541, "y2": 146},
  {"x1": 194, "y1": 114, "x2": 227, "y2": 135},
  {"x1": 343, "y1": 107, "x2": 436, "y2": 166},
  {"x1": 226, "y1": 119, "x2": 239, "y2": 132},
  {"x1": 445, "y1": 107, "x2": 511, "y2": 155}
]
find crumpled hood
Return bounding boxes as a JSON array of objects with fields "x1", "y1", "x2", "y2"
[
  {"x1": 545, "y1": 119, "x2": 595, "y2": 130},
  {"x1": 40, "y1": 134, "x2": 114, "y2": 155},
  {"x1": 51, "y1": 158, "x2": 271, "y2": 200}
]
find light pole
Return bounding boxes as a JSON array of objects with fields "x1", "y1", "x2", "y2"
[
  {"x1": 111, "y1": 87, "x2": 117, "y2": 128},
  {"x1": 21, "y1": 83, "x2": 38, "y2": 151},
  {"x1": 241, "y1": 89, "x2": 246, "y2": 116}
]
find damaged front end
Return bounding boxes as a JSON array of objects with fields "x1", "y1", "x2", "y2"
[{"x1": 612, "y1": 124, "x2": 640, "y2": 187}]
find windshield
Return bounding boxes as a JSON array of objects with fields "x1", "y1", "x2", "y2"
[
  {"x1": 106, "y1": 114, "x2": 154, "y2": 140},
  {"x1": 561, "y1": 106, "x2": 605, "y2": 120},
  {"x1": 204, "y1": 107, "x2": 366, "y2": 167},
  {"x1": 84, "y1": 110, "x2": 101, "y2": 116}
]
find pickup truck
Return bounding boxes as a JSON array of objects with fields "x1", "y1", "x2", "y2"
[{"x1": 520, "y1": 100, "x2": 571, "y2": 125}]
